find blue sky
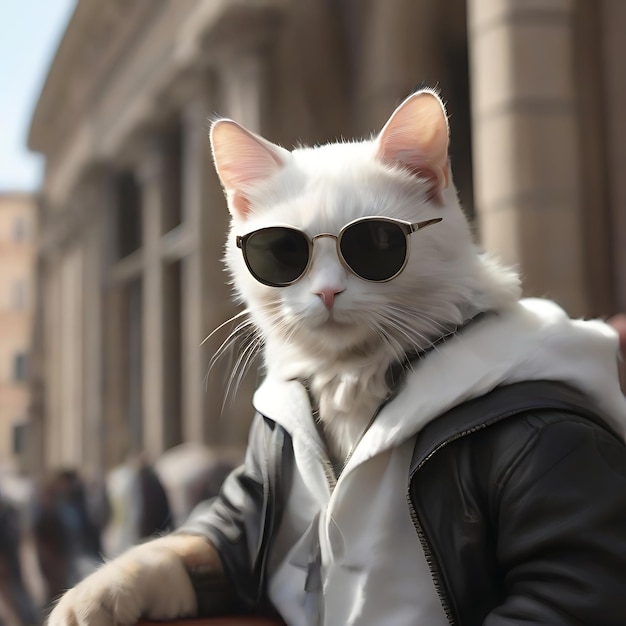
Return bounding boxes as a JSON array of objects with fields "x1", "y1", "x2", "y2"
[{"x1": 0, "y1": 0, "x2": 76, "y2": 191}]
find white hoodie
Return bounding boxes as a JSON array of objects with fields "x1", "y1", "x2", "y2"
[{"x1": 251, "y1": 299, "x2": 626, "y2": 626}]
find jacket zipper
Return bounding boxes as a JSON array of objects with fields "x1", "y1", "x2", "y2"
[
  {"x1": 406, "y1": 494, "x2": 456, "y2": 625},
  {"x1": 406, "y1": 410, "x2": 531, "y2": 626},
  {"x1": 322, "y1": 458, "x2": 338, "y2": 491}
]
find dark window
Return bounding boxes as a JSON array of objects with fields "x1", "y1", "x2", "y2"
[
  {"x1": 116, "y1": 171, "x2": 143, "y2": 258},
  {"x1": 13, "y1": 422, "x2": 27, "y2": 455},
  {"x1": 13, "y1": 353, "x2": 28, "y2": 382},
  {"x1": 12, "y1": 217, "x2": 28, "y2": 241},
  {"x1": 161, "y1": 119, "x2": 183, "y2": 234},
  {"x1": 126, "y1": 279, "x2": 143, "y2": 452},
  {"x1": 12, "y1": 279, "x2": 27, "y2": 310},
  {"x1": 163, "y1": 260, "x2": 183, "y2": 449}
]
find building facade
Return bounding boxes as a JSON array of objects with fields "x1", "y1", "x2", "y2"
[
  {"x1": 27, "y1": 0, "x2": 626, "y2": 474},
  {"x1": 0, "y1": 193, "x2": 36, "y2": 471}
]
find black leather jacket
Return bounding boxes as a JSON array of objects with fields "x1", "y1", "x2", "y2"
[{"x1": 181, "y1": 380, "x2": 626, "y2": 625}]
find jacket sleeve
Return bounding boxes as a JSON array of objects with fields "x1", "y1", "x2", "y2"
[
  {"x1": 176, "y1": 412, "x2": 270, "y2": 612},
  {"x1": 485, "y1": 414, "x2": 626, "y2": 625}
]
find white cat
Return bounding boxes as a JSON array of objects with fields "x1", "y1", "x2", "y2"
[
  {"x1": 212, "y1": 88, "x2": 519, "y2": 464},
  {"x1": 47, "y1": 91, "x2": 626, "y2": 626}
]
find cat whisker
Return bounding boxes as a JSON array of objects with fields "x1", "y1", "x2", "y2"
[
  {"x1": 208, "y1": 321, "x2": 256, "y2": 373},
  {"x1": 204, "y1": 313, "x2": 256, "y2": 393},
  {"x1": 364, "y1": 319, "x2": 407, "y2": 363},
  {"x1": 221, "y1": 334, "x2": 263, "y2": 412},
  {"x1": 204, "y1": 301, "x2": 287, "y2": 404},
  {"x1": 200, "y1": 308, "x2": 251, "y2": 345},
  {"x1": 385, "y1": 303, "x2": 452, "y2": 334},
  {"x1": 372, "y1": 309, "x2": 441, "y2": 357},
  {"x1": 384, "y1": 303, "x2": 458, "y2": 338}
]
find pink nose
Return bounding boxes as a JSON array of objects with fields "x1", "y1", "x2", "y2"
[{"x1": 316, "y1": 288, "x2": 344, "y2": 309}]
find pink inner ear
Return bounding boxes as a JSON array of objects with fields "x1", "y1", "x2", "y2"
[
  {"x1": 388, "y1": 149, "x2": 447, "y2": 199},
  {"x1": 231, "y1": 190, "x2": 252, "y2": 218},
  {"x1": 376, "y1": 92, "x2": 450, "y2": 200},
  {"x1": 210, "y1": 120, "x2": 287, "y2": 219}
]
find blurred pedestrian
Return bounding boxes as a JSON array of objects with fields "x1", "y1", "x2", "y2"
[
  {"x1": 31, "y1": 470, "x2": 105, "y2": 608},
  {"x1": 103, "y1": 455, "x2": 172, "y2": 558},
  {"x1": 0, "y1": 491, "x2": 39, "y2": 625},
  {"x1": 137, "y1": 462, "x2": 172, "y2": 540}
]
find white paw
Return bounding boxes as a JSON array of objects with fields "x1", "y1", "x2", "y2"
[{"x1": 47, "y1": 536, "x2": 197, "y2": 626}]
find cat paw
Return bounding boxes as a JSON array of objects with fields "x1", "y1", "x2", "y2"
[{"x1": 47, "y1": 535, "x2": 204, "y2": 626}]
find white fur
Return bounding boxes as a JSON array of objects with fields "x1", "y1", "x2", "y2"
[{"x1": 47, "y1": 535, "x2": 198, "y2": 626}]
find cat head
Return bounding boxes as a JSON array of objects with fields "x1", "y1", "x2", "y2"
[{"x1": 210, "y1": 90, "x2": 520, "y2": 377}]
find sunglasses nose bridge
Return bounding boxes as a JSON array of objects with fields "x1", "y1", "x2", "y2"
[
  {"x1": 310, "y1": 232, "x2": 341, "y2": 263},
  {"x1": 308, "y1": 232, "x2": 347, "y2": 274},
  {"x1": 311, "y1": 233, "x2": 338, "y2": 243},
  {"x1": 309, "y1": 233, "x2": 339, "y2": 261}
]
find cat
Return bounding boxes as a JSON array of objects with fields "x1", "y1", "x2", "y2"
[
  {"x1": 211, "y1": 88, "x2": 519, "y2": 465},
  {"x1": 48, "y1": 90, "x2": 626, "y2": 625}
]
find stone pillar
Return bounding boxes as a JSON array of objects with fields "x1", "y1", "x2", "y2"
[
  {"x1": 81, "y1": 171, "x2": 113, "y2": 472},
  {"x1": 44, "y1": 254, "x2": 62, "y2": 467},
  {"x1": 467, "y1": 0, "x2": 588, "y2": 315},
  {"x1": 59, "y1": 243, "x2": 84, "y2": 465},
  {"x1": 180, "y1": 95, "x2": 210, "y2": 444},
  {"x1": 601, "y1": 0, "x2": 626, "y2": 312},
  {"x1": 138, "y1": 145, "x2": 166, "y2": 459},
  {"x1": 102, "y1": 280, "x2": 131, "y2": 468},
  {"x1": 357, "y1": 0, "x2": 449, "y2": 128},
  {"x1": 219, "y1": 54, "x2": 266, "y2": 133}
]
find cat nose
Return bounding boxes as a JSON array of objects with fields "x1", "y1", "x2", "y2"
[{"x1": 315, "y1": 287, "x2": 345, "y2": 309}]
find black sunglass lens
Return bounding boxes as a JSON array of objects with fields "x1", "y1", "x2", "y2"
[
  {"x1": 340, "y1": 221, "x2": 407, "y2": 281},
  {"x1": 244, "y1": 228, "x2": 310, "y2": 286}
]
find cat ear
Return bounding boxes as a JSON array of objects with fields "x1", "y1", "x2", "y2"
[
  {"x1": 210, "y1": 120, "x2": 289, "y2": 219},
  {"x1": 375, "y1": 91, "x2": 450, "y2": 202}
]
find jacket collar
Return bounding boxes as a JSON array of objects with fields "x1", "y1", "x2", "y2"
[{"x1": 409, "y1": 380, "x2": 619, "y2": 475}]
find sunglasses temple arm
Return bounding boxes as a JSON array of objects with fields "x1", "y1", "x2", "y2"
[{"x1": 412, "y1": 217, "x2": 443, "y2": 233}]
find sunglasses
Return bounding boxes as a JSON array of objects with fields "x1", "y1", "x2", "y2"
[{"x1": 236, "y1": 216, "x2": 442, "y2": 287}]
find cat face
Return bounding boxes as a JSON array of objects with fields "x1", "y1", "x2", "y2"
[{"x1": 210, "y1": 91, "x2": 519, "y2": 371}]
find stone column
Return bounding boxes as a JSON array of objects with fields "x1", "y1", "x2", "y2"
[
  {"x1": 138, "y1": 144, "x2": 166, "y2": 459},
  {"x1": 467, "y1": 0, "x2": 588, "y2": 315},
  {"x1": 43, "y1": 254, "x2": 62, "y2": 467},
  {"x1": 219, "y1": 54, "x2": 266, "y2": 133},
  {"x1": 59, "y1": 242, "x2": 84, "y2": 466},
  {"x1": 357, "y1": 0, "x2": 449, "y2": 128},
  {"x1": 601, "y1": 0, "x2": 626, "y2": 312},
  {"x1": 81, "y1": 170, "x2": 114, "y2": 472},
  {"x1": 180, "y1": 94, "x2": 210, "y2": 444}
]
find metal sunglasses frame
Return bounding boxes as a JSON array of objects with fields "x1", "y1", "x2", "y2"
[{"x1": 236, "y1": 215, "x2": 443, "y2": 287}]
